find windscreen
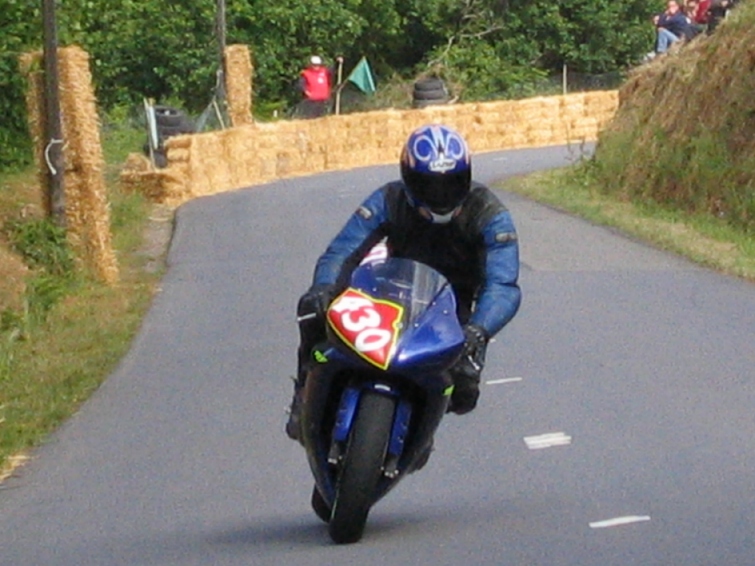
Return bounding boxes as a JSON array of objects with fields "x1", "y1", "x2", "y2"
[{"x1": 349, "y1": 258, "x2": 449, "y2": 327}]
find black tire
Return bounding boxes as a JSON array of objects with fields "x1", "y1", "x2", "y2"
[
  {"x1": 153, "y1": 106, "x2": 194, "y2": 134},
  {"x1": 156, "y1": 124, "x2": 193, "y2": 140},
  {"x1": 412, "y1": 88, "x2": 448, "y2": 101},
  {"x1": 311, "y1": 485, "x2": 331, "y2": 523},
  {"x1": 328, "y1": 391, "x2": 395, "y2": 544},
  {"x1": 151, "y1": 148, "x2": 168, "y2": 169},
  {"x1": 412, "y1": 93, "x2": 448, "y2": 104},
  {"x1": 153, "y1": 105, "x2": 185, "y2": 127},
  {"x1": 413, "y1": 77, "x2": 446, "y2": 92}
]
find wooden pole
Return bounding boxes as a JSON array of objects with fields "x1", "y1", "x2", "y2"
[
  {"x1": 216, "y1": 0, "x2": 227, "y2": 88},
  {"x1": 335, "y1": 59, "x2": 344, "y2": 115},
  {"x1": 42, "y1": 0, "x2": 65, "y2": 226}
]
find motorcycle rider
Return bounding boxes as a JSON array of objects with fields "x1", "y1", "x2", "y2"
[{"x1": 287, "y1": 123, "x2": 521, "y2": 440}]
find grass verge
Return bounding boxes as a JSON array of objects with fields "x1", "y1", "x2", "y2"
[
  {"x1": 499, "y1": 162, "x2": 755, "y2": 281},
  {"x1": 0, "y1": 121, "x2": 168, "y2": 483}
]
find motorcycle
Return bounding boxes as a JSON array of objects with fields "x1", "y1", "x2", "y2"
[{"x1": 298, "y1": 255, "x2": 465, "y2": 543}]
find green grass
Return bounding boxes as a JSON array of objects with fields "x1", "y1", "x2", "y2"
[
  {"x1": 0, "y1": 121, "x2": 163, "y2": 481},
  {"x1": 500, "y1": 162, "x2": 755, "y2": 281}
]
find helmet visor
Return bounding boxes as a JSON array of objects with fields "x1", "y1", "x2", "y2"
[{"x1": 404, "y1": 170, "x2": 470, "y2": 214}]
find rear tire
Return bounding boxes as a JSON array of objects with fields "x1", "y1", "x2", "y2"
[{"x1": 328, "y1": 391, "x2": 395, "y2": 544}]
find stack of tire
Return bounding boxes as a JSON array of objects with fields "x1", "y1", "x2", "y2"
[
  {"x1": 412, "y1": 77, "x2": 449, "y2": 109},
  {"x1": 144, "y1": 105, "x2": 194, "y2": 168}
]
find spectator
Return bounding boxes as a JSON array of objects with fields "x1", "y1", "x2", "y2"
[
  {"x1": 653, "y1": 0, "x2": 692, "y2": 54},
  {"x1": 297, "y1": 55, "x2": 343, "y2": 119},
  {"x1": 684, "y1": 0, "x2": 706, "y2": 37},
  {"x1": 707, "y1": 0, "x2": 736, "y2": 33},
  {"x1": 692, "y1": 0, "x2": 711, "y2": 25}
]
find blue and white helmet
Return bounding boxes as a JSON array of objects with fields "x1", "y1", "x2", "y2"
[{"x1": 400, "y1": 124, "x2": 472, "y2": 223}]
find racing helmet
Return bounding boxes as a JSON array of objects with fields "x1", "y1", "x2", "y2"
[{"x1": 400, "y1": 124, "x2": 471, "y2": 223}]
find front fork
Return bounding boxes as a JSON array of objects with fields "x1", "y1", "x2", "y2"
[{"x1": 328, "y1": 383, "x2": 412, "y2": 480}]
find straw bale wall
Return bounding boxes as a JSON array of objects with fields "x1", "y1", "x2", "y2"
[
  {"x1": 121, "y1": 90, "x2": 618, "y2": 205},
  {"x1": 21, "y1": 46, "x2": 118, "y2": 284},
  {"x1": 224, "y1": 45, "x2": 253, "y2": 127}
]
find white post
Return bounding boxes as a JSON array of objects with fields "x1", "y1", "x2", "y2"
[{"x1": 143, "y1": 98, "x2": 158, "y2": 169}]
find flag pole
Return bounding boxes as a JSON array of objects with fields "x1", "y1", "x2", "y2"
[{"x1": 335, "y1": 58, "x2": 344, "y2": 115}]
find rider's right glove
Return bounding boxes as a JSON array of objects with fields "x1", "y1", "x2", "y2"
[{"x1": 297, "y1": 284, "x2": 336, "y2": 322}]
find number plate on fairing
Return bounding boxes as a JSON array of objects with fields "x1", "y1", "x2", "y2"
[{"x1": 327, "y1": 289, "x2": 404, "y2": 370}]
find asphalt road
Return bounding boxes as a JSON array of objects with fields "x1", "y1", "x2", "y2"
[{"x1": 1, "y1": 145, "x2": 754, "y2": 566}]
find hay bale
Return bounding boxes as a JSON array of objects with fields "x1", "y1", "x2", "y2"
[
  {"x1": 224, "y1": 44, "x2": 253, "y2": 127},
  {"x1": 57, "y1": 46, "x2": 118, "y2": 284}
]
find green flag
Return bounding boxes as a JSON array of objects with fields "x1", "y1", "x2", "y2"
[{"x1": 346, "y1": 57, "x2": 376, "y2": 95}]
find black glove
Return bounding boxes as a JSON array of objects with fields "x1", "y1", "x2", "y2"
[
  {"x1": 297, "y1": 284, "x2": 335, "y2": 321},
  {"x1": 449, "y1": 324, "x2": 489, "y2": 415},
  {"x1": 297, "y1": 284, "x2": 336, "y2": 378},
  {"x1": 462, "y1": 323, "x2": 488, "y2": 371}
]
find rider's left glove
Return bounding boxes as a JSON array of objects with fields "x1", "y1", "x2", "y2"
[{"x1": 449, "y1": 324, "x2": 489, "y2": 415}]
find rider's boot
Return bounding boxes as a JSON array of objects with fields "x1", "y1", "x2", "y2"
[{"x1": 448, "y1": 370, "x2": 480, "y2": 414}]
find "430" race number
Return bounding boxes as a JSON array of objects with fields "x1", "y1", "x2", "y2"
[{"x1": 327, "y1": 289, "x2": 403, "y2": 369}]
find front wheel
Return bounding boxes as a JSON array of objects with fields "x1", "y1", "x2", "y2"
[
  {"x1": 311, "y1": 485, "x2": 331, "y2": 523},
  {"x1": 329, "y1": 390, "x2": 395, "y2": 544}
]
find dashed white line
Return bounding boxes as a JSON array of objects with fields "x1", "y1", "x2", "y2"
[
  {"x1": 589, "y1": 516, "x2": 651, "y2": 529},
  {"x1": 485, "y1": 377, "x2": 523, "y2": 385},
  {"x1": 524, "y1": 432, "x2": 572, "y2": 449}
]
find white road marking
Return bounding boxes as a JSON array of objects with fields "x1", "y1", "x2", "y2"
[
  {"x1": 589, "y1": 516, "x2": 651, "y2": 529},
  {"x1": 485, "y1": 377, "x2": 523, "y2": 385},
  {"x1": 524, "y1": 432, "x2": 572, "y2": 449}
]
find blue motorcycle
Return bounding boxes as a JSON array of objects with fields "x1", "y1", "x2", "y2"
[{"x1": 299, "y1": 257, "x2": 465, "y2": 543}]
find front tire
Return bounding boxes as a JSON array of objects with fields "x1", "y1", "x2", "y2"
[
  {"x1": 328, "y1": 390, "x2": 395, "y2": 544},
  {"x1": 311, "y1": 485, "x2": 331, "y2": 523}
]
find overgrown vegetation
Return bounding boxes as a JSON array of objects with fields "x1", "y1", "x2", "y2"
[
  {"x1": 0, "y1": 122, "x2": 162, "y2": 480},
  {"x1": 501, "y1": 2, "x2": 755, "y2": 281},
  {"x1": 502, "y1": 163, "x2": 755, "y2": 280},
  {"x1": 589, "y1": 1, "x2": 755, "y2": 236},
  {"x1": 0, "y1": 0, "x2": 663, "y2": 169}
]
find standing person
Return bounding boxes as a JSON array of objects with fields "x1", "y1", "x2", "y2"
[
  {"x1": 653, "y1": 0, "x2": 692, "y2": 54},
  {"x1": 298, "y1": 55, "x2": 343, "y2": 119},
  {"x1": 286, "y1": 124, "x2": 522, "y2": 440}
]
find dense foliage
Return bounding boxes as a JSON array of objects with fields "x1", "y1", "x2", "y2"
[{"x1": 0, "y1": 0, "x2": 661, "y2": 169}]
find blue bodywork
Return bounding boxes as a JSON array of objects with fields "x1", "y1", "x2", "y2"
[{"x1": 302, "y1": 258, "x2": 465, "y2": 507}]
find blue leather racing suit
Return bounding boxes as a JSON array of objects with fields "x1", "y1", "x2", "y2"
[{"x1": 310, "y1": 180, "x2": 521, "y2": 338}]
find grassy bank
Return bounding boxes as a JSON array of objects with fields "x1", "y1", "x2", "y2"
[
  {"x1": 500, "y1": 161, "x2": 755, "y2": 281},
  {"x1": 0, "y1": 121, "x2": 168, "y2": 482}
]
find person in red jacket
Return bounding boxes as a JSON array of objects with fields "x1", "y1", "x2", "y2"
[{"x1": 298, "y1": 55, "x2": 343, "y2": 118}]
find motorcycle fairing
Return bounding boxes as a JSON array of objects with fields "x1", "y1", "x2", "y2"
[
  {"x1": 329, "y1": 259, "x2": 465, "y2": 376},
  {"x1": 327, "y1": 289, "x2": 404, "y2": 370}
]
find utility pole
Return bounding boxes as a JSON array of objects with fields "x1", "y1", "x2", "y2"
[
  {"x1": 216, "y1": 0, "x2": 227, "y2": 92},
  {"x1": 42, "y1": 0, "x2": 66, "y2": 226}
]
